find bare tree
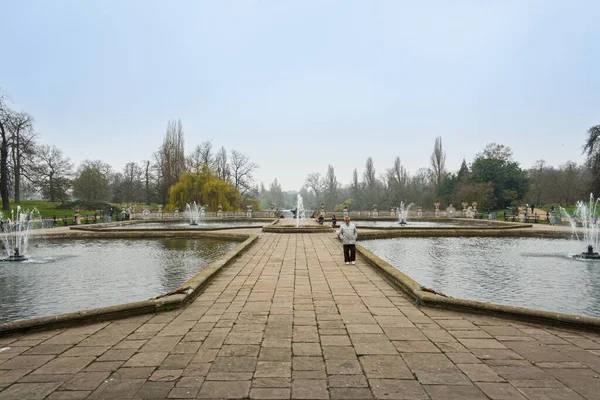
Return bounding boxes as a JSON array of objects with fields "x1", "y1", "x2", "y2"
[
  {"x1": 31, "y1": 145, "x2": 73, "y2": 203},
  {"x1": 430, "y1": 136, "x2": 446, "y2": 191},
  {"x1": 188, "y1": 140, "x2": 215, "y2": 173},
  {"x1": 156, "y1": 119, "x2": 186, "y2": 203},
  {"x1": 364, "y1": 157, "x2": 376, "y2": 188},
  {"x1": 122, "y1": 162, "x2": 144, "y2": 203},
  {"x1": 144, "y1": 160, "x2": 152, "y2": 204},
  {"x1": 324, "y1": 165, "x2": 338, "y2": 210},
  {"x1": 5, "y1": 111, "x2": 36, "y2": 204},
  {"x1": 214, "y1": 146, "x2": 230, "y2": 181},
  {"x1": 269, "y1": 178, "x2": 283, "y2": 207},
  {"x1": 305, "y1": 172, "x2": 325, "y2": 204},
  {"x1": 0, "y1": 93, "x2": 11, "y2": 210},
  {"x1": 230, "y1": 150, "x2": 258, "y2": 196}
]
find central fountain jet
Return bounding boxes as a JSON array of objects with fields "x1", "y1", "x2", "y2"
[
  {"x1": 398, "y1": 201, "x2": 414, "y2": 226},
  {"x1": 185, "y1": 202, "x2": 205, "y2": 225},
  {"x1": 296, "y1": 194, "x2": 305, "y2": 228}
]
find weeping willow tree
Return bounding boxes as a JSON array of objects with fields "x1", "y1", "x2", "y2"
[{"x1": 168, "y1": 165, "x2": 242, "y2": 211}]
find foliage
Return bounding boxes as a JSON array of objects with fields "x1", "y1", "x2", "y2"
[
  {"x1": 73, "y1": 166, "x2": 110, "y2": 202},
  {"x1": 470, "y1": 143, "x2": 528, "y2": 209},
  {"x1": 452, "y1": 182, "x2": 495, "y2": 210},
  {"x1": 168, "y1": 166, "x2": 242, "y2": 211},
  {"x1": 583, "y1": 125, "x2": 600, "y2": 195}
]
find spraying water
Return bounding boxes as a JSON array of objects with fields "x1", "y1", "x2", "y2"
[
  {"x1": 185, "y1": 202, "x2": 205, "y2": 225},
  {"x1": 296, "y1": 194, "x2": 305, "y2": 228},
  {"x1": 561, "y1": 193, "x2": 600, "y2": 259},
  {"x1": 1, "y1": 206, "x2": 41, "y2": 261},
  {"x1": 398, "y1": 201, "x2": 414, "y2": 225}
]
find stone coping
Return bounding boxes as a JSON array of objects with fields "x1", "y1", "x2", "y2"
[
  {"x1": 262, "y1": 218, "x2": 334, "y2": 233},
  {"x1": 0, "y1": 234, "x2": 259, "y2": 336},
  {"x1": 355, "y1": 243, "x2": 600, "y2": 330}
]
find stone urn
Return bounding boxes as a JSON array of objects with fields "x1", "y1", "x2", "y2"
[
  {"x1": 157, "y1": 205, "x2": 163, "y2": 219},
  {"x1": 462, "y1": 201, "x2": 468, "y2": 217},
  {"x1": 217, "y1": 204, "x2": 223, "y2": 219},
  {"x1": 246, "y1": 205, "x2": 252, "y2": 218},
  {"x1": 434, "y1": 201, "x2": 441, "y2": 218},
  {"x1": 372, "y1": 204, "x2": 378, "y2": 218},
  {"x1": 343, "y1": 205, "x2": 349, "y2": 219},
  {"x1": 446, "y1": 204, "x2": 456, "y2": 216},
  {"x1": 391, "y1": 207, "x2": 396, "y2": 218},
  {"x1": 270, "y1": 203, "x2": 276, "y2": 218}
]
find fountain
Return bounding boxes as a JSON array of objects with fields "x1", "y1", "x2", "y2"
[
  {"x1": 562, "y1": 193, "x2": 600, "y2": 260},
  {"x1": 398, "y1": 201, "x2": 414, "y2": 226},
  {"x1": 296, "y1": 194, "x2": 305, "y2": 228},
  {"x1": 0, "y1": 206, "x2": 41, "y2": 261},
  {"x1": 185, "y1": 202, "x2": 205, "y2": 225}
]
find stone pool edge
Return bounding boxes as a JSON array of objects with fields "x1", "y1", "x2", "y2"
[
  {"x1": 0, "y1": 234, "x2": 259, "y2": 336},
  {"x1": 355, "y1": 243, "x2": 600, "y2": 330}
]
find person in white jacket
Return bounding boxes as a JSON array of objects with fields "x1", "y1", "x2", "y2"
[{"x1": 338, "y1": 216, "x2": 358, "y2": 264}]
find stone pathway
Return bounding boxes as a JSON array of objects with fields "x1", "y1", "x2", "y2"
[{"x1": 1, "y1": 232, "x2": 600, "y2": 399}]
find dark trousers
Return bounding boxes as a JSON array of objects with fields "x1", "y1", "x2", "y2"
[{"x1": 343, "y1": 244, "x2": 356, "y2": 262}]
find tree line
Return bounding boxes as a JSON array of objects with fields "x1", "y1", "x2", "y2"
[
  {"x1": 0, "y1": 89, "x2": 259, "y2": 211},
  {"x1": 259, "y1": 132, "x2": 599, "y2": 212}
]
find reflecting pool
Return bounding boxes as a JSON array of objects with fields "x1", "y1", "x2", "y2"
[
  {"x1": 105, "y1": 220, "x2": 268, "y2": 230},
  {"x1": 360, "y1": 237, "x2": 600, "y2": 318},
  {"x1": 355, "y1": 220, "x2": 459, "y2": 228},
  {"x1": 0, "y1": 237, "x2": 239, "y2": 323}
]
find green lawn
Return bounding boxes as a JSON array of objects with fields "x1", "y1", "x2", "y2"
[{"x1": 11, "y1": 200, "x2": 104, "y2": 219}]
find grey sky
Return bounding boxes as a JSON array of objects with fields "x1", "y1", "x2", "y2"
[{"x1": 1, "y1": 1, "x2": 598, "y2": 190}]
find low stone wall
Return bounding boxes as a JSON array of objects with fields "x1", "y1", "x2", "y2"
[
  {"x1": 0, "y1": 234, "x2": 259, "y2": 336},
  {"x1": 356, "y1": 243, "x2": 600, "y2": 330}
]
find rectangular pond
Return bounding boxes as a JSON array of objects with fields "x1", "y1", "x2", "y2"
[
  {"x1": 360, "y1": 237, "x2": 600, "y2": 318},
  {"x1": 0, "y1": 237, "x2": 240, "y2": 324},
  {"x1": 355, "y1": 220, "x2": 460, "y2": 228},
  {"x1": 105, "y1": 220, "x2": 268, "y2": 230}
]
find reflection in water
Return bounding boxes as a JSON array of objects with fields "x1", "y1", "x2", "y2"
[
  {"x1": 356, "y1": 221, "x2": 458, "y2": 228},
  {"x1": 106, "y1": 221, "x2": 267, "y2": 230},
  {"x1": 0, "y1": 238, "x2": 239, "y2": 323},
  {"x1": 360, "y1": 237, "x2": 600, "y2": 318}
]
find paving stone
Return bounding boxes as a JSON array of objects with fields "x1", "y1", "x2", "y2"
[
  {"x1": 517, "y1": 387, "x2": 586, "y2": 399},
  {"x1": 328, "y1": 374, "x2": 368, "y2": 387},
  {"x1": 62, "y1": 371, "x2": 111, "y2": 391},
  {"x1": 393, "y1": 340, "x2": 440, "y2": 353},
  {"x1": 174, "y1": 376, "x2": 204, "y2": 388},
  {"x1": 456, "y1": 363, "x2": 505, "y2": 382},
  {"x1": 167, "y1": 386, "x2": 198, "y2": 398},
  {"x1": 251, "y1": 377, "x2": 292, "y2": 388},
  {"x1": 354, "y1": 341, "x2": 398, "y2": 355},
  {"x1": 206, "y1": 371, "x2": 254, "y2": 380},
  {"x1": 250, "y1": 387, "x2": 291, "y2": 399},
  {"x1": 293, "y1": 357, "x2": 325, "y2": 371},
  {"x1": 459, "y1": 338, "x2": 507, "y2": 349},
  {"x1": 292, "y1": 343, "x2": 322, "y2": 356},
  {"x1": 0, "y1": 382, "x2": 62, "y2": 400},
  {"x1": 0, "y1": 355, "x2": 55, "y2": 370},
  {"x1": 476, "y1": 382, "x2": 527, "y2": 399},
  {"x1": 446, "y1": 352, "x2": 482, "y2": 364},
  {"x1": 291, "y1": 379, "x2": 329, "y2": 399},
  {"x1": 260, "y1": 347, "x2": 292, "y2": 361},
  {"x1": 23, "y1": 344, "x2": 73, "y2": 355},
  {"x1": 330, "y1": 387, "x2": 373, "y2": 399},
  {"x1": 123, "y1": 352, "x2": 168, "y2": 368},
  {"x1": 0, "y1": 369, "x2": 32, "y2": 384},
  {"x1": 83, "y1": 361, "x2": 123, "y2": 372},
  {"x1": 134, "y1": 381, "x2": 175, "y2": 398},
  {"x1": 218, "y1": 344, "x2": 260, "y2": 357},
  {"x1": 97, "y1": 348, "x2": 137, "y2": 361},
  {"x1": 61, "y1": 346, "x2": 111, "y2": 357},
  {"x1": 369, "y1": 379, "x2": 428, "y2": 399},
  {"x1": 197, "y1": 380, "x2": 251, "y2": 398},
  {"x1": 210, "y1": 356, "x2": 257, "y2": 372},
  {"x1": 33, "y1": 356, "x2": 95, "y2": 375},
  {"x1": 325, "y1": 359, "x2": 363, "y2": 375},
  {"x1": 322, "y1": 346, "x2": 357, "y2": 360},
  {"x1": 424, "y1": 384, "x2": 488, "y2": 399},
  {"x1": 546, "y1": 367, "x2": 600, "y2": 399},
  {"x1": 402, "y1": 353, "x2": 470, "y2": 385},
  {"x1": 359, "y1": 355, "x2": 413, "y2": 379},
  {"x1": 88, "y1": 378, "x2": 146, "y2": 399},
  {"x1": 149, "y1": 369, "x2": 183, "y2": 382},
  {"x1": 255, "y1": 361, "x2": 291, "y2": 378},
  {"x1": 159, "y1": 353, "x2": 194, "y2": 369},
  {"x1": 46, "y1": 391, "x2": 93, "y2": 399}
]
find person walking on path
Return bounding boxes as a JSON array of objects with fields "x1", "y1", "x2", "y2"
[{"x1": 338, "y1": 216, "x2": 358, "y2": 264}]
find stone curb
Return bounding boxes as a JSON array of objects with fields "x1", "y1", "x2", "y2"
[
  {"x1": 355, "y1": 243, "x2": 600, "y2": 330},
  {"x1": 356, "y1": 227, "x2": 573, "y2": 239},
  {"x1": 0, "y1": 235, "x2": 258, "y2": 336}
]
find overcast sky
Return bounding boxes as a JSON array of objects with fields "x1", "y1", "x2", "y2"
[{"x1": 2, "y1": 1, "x2": 599, "y2": 191}]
